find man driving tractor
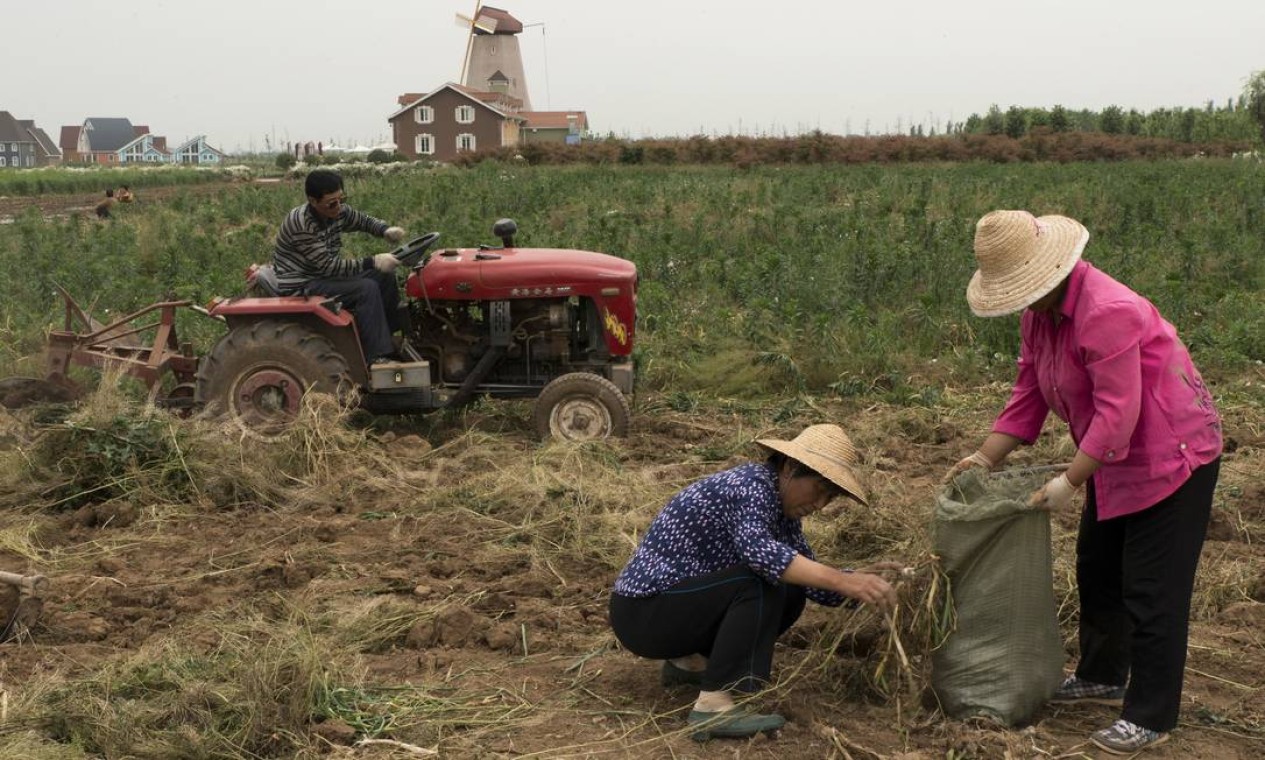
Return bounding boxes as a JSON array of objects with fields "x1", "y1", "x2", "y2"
[{"x1": 272, "y1": 169, "x2": 407, "y2": 364}]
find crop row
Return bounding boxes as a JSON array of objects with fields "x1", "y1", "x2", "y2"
[{"x1": 0, "y1": 161, "x2": 1261, "y2": 399}]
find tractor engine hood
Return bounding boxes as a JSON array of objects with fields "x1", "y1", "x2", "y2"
[{"x1": 408, "y1": 247, "x2": 637, "y2": 300}]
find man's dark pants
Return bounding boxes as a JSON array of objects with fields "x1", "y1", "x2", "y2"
[{"x1": 303, "y1": 270, "x2": 400, "y2": 362}]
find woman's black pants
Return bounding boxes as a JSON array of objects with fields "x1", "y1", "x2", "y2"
[
  {"x1": 1075, "y1": 458, "x2": 1220, "y2": 732},
  {"x1": 609, "y1": 566, "x2": 806, "y2": 693}
]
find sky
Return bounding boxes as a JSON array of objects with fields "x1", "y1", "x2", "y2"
[{"x1": 7, "y1": 1, "x2": 1264, "y2": 154}]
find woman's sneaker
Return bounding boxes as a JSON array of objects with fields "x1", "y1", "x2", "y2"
[
  {"x1": 687, "y1": 707, "x2": 785, "y2": 741},
  {"x1": 1091, "y1": 719, "x2": 1169, "y2": 754},
  {"x1": 1050, "y1": 675, "x2": 1126, "y2": 705}
]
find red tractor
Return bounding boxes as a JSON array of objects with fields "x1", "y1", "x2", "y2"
[{"x1": 193, "y1": 219, "x2": 637, "y2": 440}]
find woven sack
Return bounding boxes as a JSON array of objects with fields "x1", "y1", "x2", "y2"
[{"x1": 930, "y1": 468, "x2": 1064, "y2": 725}]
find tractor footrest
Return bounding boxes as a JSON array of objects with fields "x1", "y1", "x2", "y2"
[{"x1": 369, "y1": 360, "x2": 431, "y2": 392}]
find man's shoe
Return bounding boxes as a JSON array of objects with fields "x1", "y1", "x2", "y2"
[
  {"x1": 1050, "y1": 675, "x2": 1126, "y2": 705},
  {"x1": 687, "y1": 707, "x2": 784, "y2": 741},
  {"x1": 661, "y1": 660, "x2": 703, "y2": 687},
  {"x1": 1090, "y1": 719, "x2": 1169, "y2": 754}
]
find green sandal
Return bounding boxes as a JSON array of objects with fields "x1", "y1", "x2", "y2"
[{"x1": 687, "y1": 707, "x2": 785, "y2": 741}]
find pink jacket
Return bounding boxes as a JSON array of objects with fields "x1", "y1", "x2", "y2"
[{"x1": 992, "y1": 261, "x2": 1221, "y2": 520}]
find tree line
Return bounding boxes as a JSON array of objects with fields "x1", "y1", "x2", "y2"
[
  {"x1": 953, "y1": 71, "x2": 1265, "y2": 145},
  {"x1": 951, "y1": 101, "x2": 1258, "y2": 144}
]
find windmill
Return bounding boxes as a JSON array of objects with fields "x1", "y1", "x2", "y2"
[{"x1": 455, "y1": 3, "x2": 532, "y2": 109}]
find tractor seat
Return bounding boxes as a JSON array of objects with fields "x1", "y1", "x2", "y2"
[{"x1": 246, "y1": 263, "x2": 282, "y2": 297}]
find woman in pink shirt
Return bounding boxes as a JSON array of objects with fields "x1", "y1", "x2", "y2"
[{"x1": 945, "y1": 210, "x2": 1222, "y2": 755}]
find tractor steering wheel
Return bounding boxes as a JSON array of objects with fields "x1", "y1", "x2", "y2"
[{"x1": 394, "y1": 232, "x2": 442, "y2": 268}]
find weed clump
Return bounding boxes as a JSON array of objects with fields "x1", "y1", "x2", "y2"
[{"x1": 30, "y1": 407, "x2": 193, "y2": 511}]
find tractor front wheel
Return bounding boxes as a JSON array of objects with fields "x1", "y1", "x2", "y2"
[
  {"x1": 532, "y1": 372, "x2": 630, "y2": 441},
  {"x1": 195, "y1": 321, "x2": 350, "y2": 437}
]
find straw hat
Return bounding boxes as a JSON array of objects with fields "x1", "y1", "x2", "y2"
[
  {"x1": 966, "y1": 210, "x2": 1089, "y2": 317},
  {"x1": 756, "y1": 424, "x2": 868, "y2": 506}
]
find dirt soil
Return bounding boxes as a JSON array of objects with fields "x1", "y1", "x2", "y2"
[{"x1": 0, "y1": 394, "x2": 1263, "y2": 758}]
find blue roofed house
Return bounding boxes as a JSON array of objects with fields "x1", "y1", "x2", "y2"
[
  {"x1": 173, "y1": 135, "x2": 224, "y2": 165},
  {"x1": 75, "y1": 118, "x2": 144, "y2": 164}
]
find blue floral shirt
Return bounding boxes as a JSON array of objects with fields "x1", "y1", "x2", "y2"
[{"x1": 613, "y1": 463, "x2": 845, "y2": 607}]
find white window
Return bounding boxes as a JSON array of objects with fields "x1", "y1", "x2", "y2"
[
  {"x1": 0, "y1": 157, "x2": 6, "y2": 167},
  {"x1": 457, "y1": 133, "x2": 476, "y2": 152},
  {"x1": 414, "y1": 133, "x2": 434, "y2": 155},
  {"x1": 456, "y1": 105, "x2": 475, "y2": 124},
  {"x1": 414, "y1": 105, "x2": 434, "y2": 124}
]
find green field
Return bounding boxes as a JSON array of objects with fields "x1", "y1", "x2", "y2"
[
  {"x1": 2, "y1": 160, "x2": 1263, "y2": 758},
  {"x1": 2, "y1": 160, "x2": 1262, "y2": 397}
]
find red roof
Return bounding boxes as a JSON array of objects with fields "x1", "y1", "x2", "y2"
[
  {"x1": 450, "y1": 83, "x2": 523, "y2": 110},
  {"x1": 59, "y1": 125, "x2": 81, "y2": 152},
  {"x1": 399, "y1": 86, "x2": 520, "y2": 110},
  {"x1": 522, "y1": 111, "x2": 588, "y2": 131},
  {"x1": 390, "y1": 83, "x2": 525, "y2": 122}
]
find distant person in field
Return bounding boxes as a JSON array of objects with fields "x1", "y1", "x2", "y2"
[
  {"x1": 609, "y1": 424, "x2": 900, "y2": 741},
  {"x1": 94, "y1": 188, "x2": 115, "y2": 219},
  {"x1": 943, "y1": 210, "x2": 1222, "y2": 755},
  {"x1": 116, "y1": 185, "x2": 134, "y2": 203},
  {"x1": 271, "y1": 169, "x2": 408, "y2": 364}
]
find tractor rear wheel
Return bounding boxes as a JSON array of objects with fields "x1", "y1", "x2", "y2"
[
  {"x1": 532, "y1": 372, "x2": 630, "y2": 441},
  {"x1": 195, "y1": 320, "x2": 350, "y2": 437}
]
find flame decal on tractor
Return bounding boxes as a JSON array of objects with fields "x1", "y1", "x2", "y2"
[{"x1": 603, "y1": 308, "x2": 629, "y2": 347}]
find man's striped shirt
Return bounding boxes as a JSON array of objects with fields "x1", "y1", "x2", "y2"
[{"x1": 272, "y1": 203, "x2": 389, "y2": 293}]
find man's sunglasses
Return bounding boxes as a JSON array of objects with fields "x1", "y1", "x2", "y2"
[{"x1": 318, "y1": 195, "x2": 347, "y2": 210}]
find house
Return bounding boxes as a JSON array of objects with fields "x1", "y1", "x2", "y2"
[
  {"x1": 118, "y1": 127, "x2": 172, "y2": 164},
  {"x1": 0, "y1": 111, "x2": 61, "y2": 168},
  {"x1": 172, "y1": 135, "x2": 224, "y2": 165},
  {"x1": 17, "y1": 118, "x2": 61, "y2": 166},
  {"x1": 59, "y1": 125, "x2": 83, "y2": 163},
  {"x1": 57, "y1": 118, "x2": 220, "y2": 165},
  {"x1": 522, "y1": 111, "x2": 589, "y2": 145},
  {"x1": 70, "y1": 118, "x2": 145, "y2": 164},
  {"x1": 388, "y1": 83, "x2": 526, "y2": 162}
]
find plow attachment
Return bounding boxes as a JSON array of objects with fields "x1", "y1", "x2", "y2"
[
  {"x1": 34, "y1": 284, "x2": 208, "y2": 410},
  {"x1": 0, "y1": 570, "x2": 48, "y2": 643}
]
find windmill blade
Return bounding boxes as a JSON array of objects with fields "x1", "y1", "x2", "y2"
[
  {"x1": 472, "y1": 13, "x2": 498, "y2": 33},
  {"x1": 459, "y1": 1, "x2": 483, "y2": 85},
  {"x1": 455, "y1": 12, "x2": 475, "y2": 28}
]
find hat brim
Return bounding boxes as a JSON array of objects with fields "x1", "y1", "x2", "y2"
[
  {"x1": 756, "y1": 440, "x2": 869, "y2": 506},
  {"x1": 966, "y1": 216, "x2": 1089, "y2": 317}
]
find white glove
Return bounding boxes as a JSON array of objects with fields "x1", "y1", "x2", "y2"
[
  {"x1": 373, "y1": 253, "x2": 399, "y2": 273},
  {"x1": 1027, "y1": 473, "x2": 1078, "y2": 511},
  {"x1": 384, "y1": 226, "x2": 406, "y2": 244},
  {"x1": 941, "y1": 450, "x2": 995, "y2": 484}
]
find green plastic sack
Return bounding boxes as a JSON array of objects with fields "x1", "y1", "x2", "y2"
[{"x1": 930, "y1": 468, "x2": 1064, "y2": 725}]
